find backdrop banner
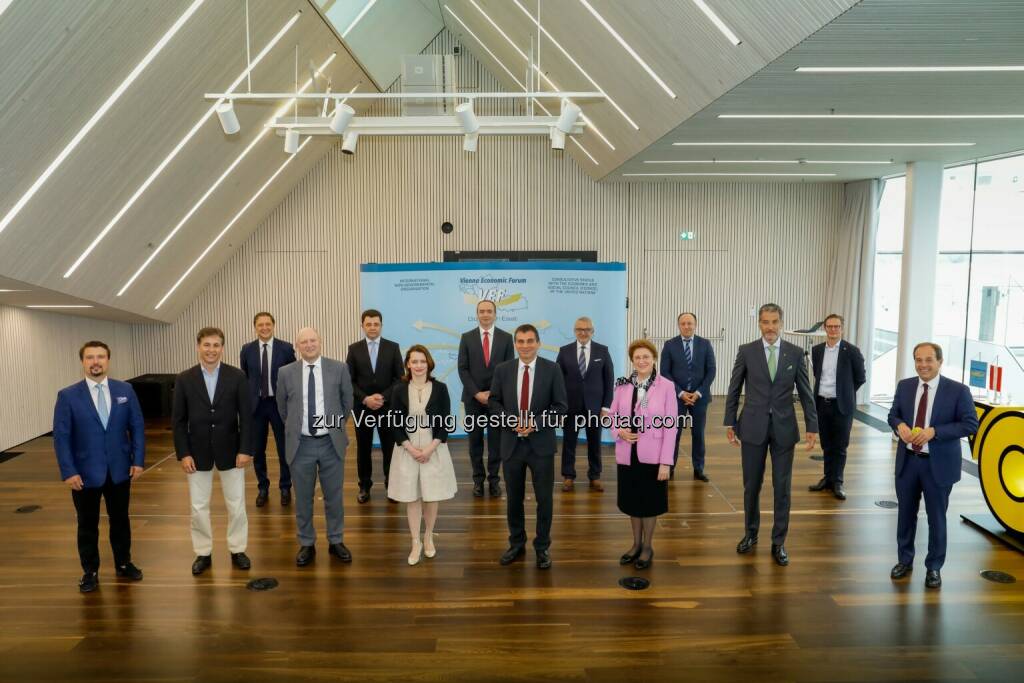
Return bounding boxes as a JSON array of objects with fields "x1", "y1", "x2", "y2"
[{"x1": 360, "y1": 261, "x2": 628, "y2": 440}]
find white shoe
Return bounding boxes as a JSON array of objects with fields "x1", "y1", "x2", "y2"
[
  {"x1": 424, "y1": 534, "x2": 436, "y2": 559},
  {"x1": 408, "y1": 539, "x2": 423, "y2": 566}
]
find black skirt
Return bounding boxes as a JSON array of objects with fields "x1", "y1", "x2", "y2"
[{"x1": 616, "y1": 385, "x2": 668, "y2": 518}]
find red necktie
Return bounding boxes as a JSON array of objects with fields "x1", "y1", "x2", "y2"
[
  {"x1": 520, "y1": 365, "x2": 530, "y2": 411},
  {"x1": 912, "y1": 383, "x2": 929, "y2": 453},
  {"x1": 483, "y1": 331, "x2": 491, "y2": 366}
]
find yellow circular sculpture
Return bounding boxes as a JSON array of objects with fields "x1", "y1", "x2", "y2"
[{"x1": 971, "y1": 402, "x2": 1024, "y2": 536}]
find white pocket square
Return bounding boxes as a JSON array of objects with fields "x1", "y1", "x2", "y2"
[
  {"x1": 786, "y1": 365, "x2": 793, "y2": 371},
  {"x1": 116, "y1": 396, "x2": 129, "y2": 404},
  {"x1": 593, "y1": 358, "x2": 603, "y2": 362}
]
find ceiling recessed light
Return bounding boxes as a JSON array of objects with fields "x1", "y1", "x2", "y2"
[
  {"x1": 718, "y1": 114, "x2": 1024, "y2": 119},
  {"x1": 691, "y1": 0, "x2": 741, "y2": 46},
  {"x1": 62, "y1": 11, "x2": 300, "y2": 279},
  {"x1": 673, "y1": 142, "x2": 975, "y2": 147},
  {"x1": 796, "y1": 66, "x2": 1024, "y2": 73},
  {"x1": 578, "y1": 0, "x2": 677, "y2": 98},
  {"x1": 0, "y1": 0, "x2": 206, "y2": 237},
  {"x1": 623, "y1": 172, "x2": 836, "y2": 177}
]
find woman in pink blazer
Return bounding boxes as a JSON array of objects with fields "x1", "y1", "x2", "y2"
[{"x1": 608, "y1": 339, "x2": 679, "y2": 569}]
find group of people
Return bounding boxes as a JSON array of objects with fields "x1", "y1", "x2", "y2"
[{"x1": 52, "y1": 301, "x2": 978, "y2": 593}]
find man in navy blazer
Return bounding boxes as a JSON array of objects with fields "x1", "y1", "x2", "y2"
[
  {"x1": 809, "y1": 314, "x2": 866, "y2": 500},
  {"x1": 240, "y1": 312, "x2": 295, "y2": 508},
  {"x1": 660, "y1": 312, "x2": 716, "y2": 481},
  {"x1": 887, "y1": 342, "x2": 978, "y2": 589},
  {"x1": 556, "y1": 316, "x2": 614, "y2": 492},
  {"x1": 53, "y1": 341, "x2": 145, "y2": 592}
]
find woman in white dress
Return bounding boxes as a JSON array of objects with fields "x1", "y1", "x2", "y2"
[{"x1": 387, "y1": 345, "x2": 458, "y2": 565}]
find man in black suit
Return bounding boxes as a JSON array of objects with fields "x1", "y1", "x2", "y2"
[
  {"x1": 346, "y1": 309, "x2": 403, "y2": 504},
  {"x1": 556, "y1": 316, "x2": 614, "y2": 492},
  {"x1": 240, "y1": 311, "x2": 295, "y2": 508},
  {"x1": 809, "y1": 313, "x2": 866, "y2": 500},
  {"x1": 173, "y1": 327, "x2": 254, "y2": 576},
  {"x1": 724, "y1": 304, "x2": 817, "y2": 567},
  {"x1": 489, "y1": 324, "x2": 568, "y2": 569},
  {"x1": 458, "y1": 300, "x2": 514, "y2": 498}
]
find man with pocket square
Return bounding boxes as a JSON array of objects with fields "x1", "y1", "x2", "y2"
[
  {"x1": 53, "y1": 341, "x2": 145, "y2": 592},
  {"x1": 724, "y1": 304, "x2": 817, "y2": 567}
]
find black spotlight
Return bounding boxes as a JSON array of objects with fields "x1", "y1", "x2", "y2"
[{"x1": 441, "y1": 221, "x2": 454, "y2": 234}]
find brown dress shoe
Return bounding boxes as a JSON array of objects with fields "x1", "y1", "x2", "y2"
[
  {"x1": 561, "y1": 478, "x2": 574, "y2": 492},
  {"x1": 589, "y1": 480, "x2": 604, "y2": 492}
]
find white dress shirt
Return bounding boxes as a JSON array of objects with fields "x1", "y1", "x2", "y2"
[
  {"x1": 576, "y1": 341, "x2": 590, "y2": 373},
  {"x1": 516, "y1": 358, "x2": 537, "y2": 411},
  {"x1": 258, "y1": 337, "x2": 275, "y2": 397},
  {"x1": 762, "y1": 338, "x2": 781, "y2": 369},
  {"x1": 301, "y1": 356, "x2": 326, "y2": 437},
  {"x1": 479, "y1": 325, "x2": 495, "y2": 345},
  {"x1": 86, "y1": 377, "x2": 111, "y2": 417},
  {"x1": 819, "y1": 342, "x2": 840, "y2": 399},
  {"x1": 912, "y1": 375, "x2": 941, "y2": 453}
]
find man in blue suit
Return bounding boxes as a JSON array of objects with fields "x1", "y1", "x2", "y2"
[
  {"x1": 556, "y1": 316, "x2": 614, "y2": 492},
  {"x1": 887, "y1": 342, "x2": 978, "y2": 589},
  {"x1": 53, "y1": 341, "x2": 145, "y2": 593},
  {"x1": 660, "y1": 312, "x2": 716, "y2": 481},
  {"x1": 240, "y1": 312, "x2": 295, "y2": 508}
]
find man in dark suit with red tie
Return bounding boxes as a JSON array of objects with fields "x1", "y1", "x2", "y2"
[
  {"x1": 887, "y1": 342, "x2": 978, "y2": 589},
  {"x1": 240, "y1": 312, "x2": 295, "y2": 508},
  {"x1": 457, "y1": 300, "x2": 514, "y2": 498}
]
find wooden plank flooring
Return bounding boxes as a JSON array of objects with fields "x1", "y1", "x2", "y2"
[{"x1": 2, "y1": 406, "x2": 1023, "y2": 682}]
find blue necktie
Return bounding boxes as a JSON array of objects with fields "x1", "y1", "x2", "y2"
[
  {"x1": 684, "y1": 339, "x2": 693, "y2": 390},
  {"x1": 578, "y1": 345, "x2": 587, "y2": 376},
  {"x1": 307, "y1": 364, "x2": 317, "y2": 435},
  {"x1": 96, "y1": 385, "x2": 109, "y2": 429},
  {"x1": 369, "y1": 340, "x2": 378, "y2": 372}
]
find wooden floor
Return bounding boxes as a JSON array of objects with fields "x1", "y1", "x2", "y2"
[{"x1": 2, "y1": 406, "x2": 1023, "y2": 683}]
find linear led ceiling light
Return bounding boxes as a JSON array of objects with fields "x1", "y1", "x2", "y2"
[
  {"x1": 0, "y1": 0, "x2": 206, "y2": 237},
  {"x1": 623, "y1": 172, "x2": 836, "y2": 177},
  {"x1": 117, "y1": 52, "x2": 337, "y2": 297},
  {"x1": 673, "y1": 141, "x2": 975, "y2": 147},
  {"x1": 796, "y1": 66, "x2": 1024, "y2": 73},
  {"x1": 63, "y1": 11, "x2": 300, "y2": 279},
  {"x1": 691, "y1": 0, "x2": 741, "y2": 46},
  {"x1": 644, "y1": 159, "x2": 893, "y2": 164},
  {"x1": 342, "y1": 0, "x2": 378, "y2": 37},
  {"x1": 578, "y1": 0, "x2": 676, "y2": 98},
  {"x1": 26, "y1": 305, "x2": 94, "y2": 309},
  {"x1": 719, "y1": 113, "x2": 1024, "y2": 119}
]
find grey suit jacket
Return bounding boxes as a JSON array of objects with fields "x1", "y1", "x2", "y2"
[
  {"x1": 276, "y1": 356, "x2": 353, "y2": 465},
  {"x1": 723, "y1": 339, "x2": 818, "y2": 448}
]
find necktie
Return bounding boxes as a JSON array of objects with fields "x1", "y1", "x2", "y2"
[
  {"x1": 684, "y1": 339, "x2": 693, "y2": 390},
  {"x1": 96, "y1": 385, "x2": 109, "y2": 429},
  {"x1": 482, "y1": 331, "x2": 491, "y2": 366},
  {"x1": 307, "y1": 364, "x2": 317, "y2": 436},
  {"x1": 767, "y1": 345, "x2": 777, "y2": 382},
  {"x1": 369, "y1": 340, "x2": 378, "y2": 372},
  {"x1": 260, "y1": 343, "x2": 270, "y2": 398},
  {"x1": 578, "y1": 345, "x2": 587, "y2": 376},
  {"x1": 520, "y1": 364, "x2": 530, "y2": 411},
  {"x1": 912, "y1": 383, "x2": 929, "y2": 453}
]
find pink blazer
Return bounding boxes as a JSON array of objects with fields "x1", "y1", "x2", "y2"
[{"x1": 608, "y1": 375, "x2": 679, "y2": 466}]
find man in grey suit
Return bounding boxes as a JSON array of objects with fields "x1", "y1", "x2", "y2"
[
  {"x1": 724, "y1": 304, "x2": 817, "y2": 567},
  {"x1": 276, "y1": 327, "x2": 354, "y2": 566}
]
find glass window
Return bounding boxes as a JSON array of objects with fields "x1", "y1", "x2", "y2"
[
  {"x1": 871, "y1": 177, "x2": 905, "y2": 401},
  {"x1": 972, "y1": 155, "x2": 1024, "y2": 252}
]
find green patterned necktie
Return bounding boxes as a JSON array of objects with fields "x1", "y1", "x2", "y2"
[{"x1": 767, "y1": 345, "x2": 777, "y2": 382}]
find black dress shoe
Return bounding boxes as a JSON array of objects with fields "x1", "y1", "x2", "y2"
[
  {"x1": 296, "y1": 545, "x2": 316, "y2": 566},
  {"x1": 231, "y1": 552, "x2": 251, "y2": 570},
  {"x1": 281, "y1": 489, "x2": 291, "y2": 506},
  {"x1": 925, "y1": 569, "x2": 942, "y2": 588},
  {"x1": 832, "y1": 484, "x2": 847, "y2": 500},
  {"x1": 890, "y1": 562, "x2": 912, "y2": 579},
  {"x1": 489, "y1": 483, "x2": 503, "y2": 498},
  {"x1": 634, "y1": 549, "x2": 654, "y2": 570},
  {"x1": 472, "y1": 483, "x2": 485, "y2": 498},
  {"x1": 329, "y1": 543, "x2": 352, "y2": 563},
  {"x1": 499, "y1": 546, "x2": 525, "y2": 565},
  {"x1": 693, "y1": 470, "x2": 709, "y2": 482},
  {"x1": 115, "y1": 562, "x2": 143, "y2": 581},
  {"x1": 191, "y1": 555, "x2": 212, "y2": 576},
  {"x1": 79, "y1": 572, "x2": 99, "y2": 593},
  {"x1": 808, "y1": 477, "x2": 830, "y2": 492},
  {"x1": 771, "y1": 544, "x2": 789, "y2": 566},
  {"x1": 536, "y1": 550, "x2": 552, "y2": 569},
  {"x1": 736, "y1": 535, "x2": 758, "y2": 554},
  {"x1": 619, "y1": 547, "x2": 642, "y2": 565},
  {"x1": 357, "y1": 489, "x2": 370, "y2": 504},
  {"x1": 255, "y1": 490, "x2": 269, "y2": 508}
]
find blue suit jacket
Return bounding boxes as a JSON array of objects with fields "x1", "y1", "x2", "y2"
[
  {"x1": 660, "y1": 335, "x2": 716, "y2": 405},
  {"x1": 887, "y1": 375, "x2": 978, "y2": 487},
  {"x1": 555, "y1": 341, "x2": 615, "y2": 415},
  {"x1": 53, "y1": 379, "x2": 146, "y2": 488},
  {"x1": 240, "y1": 337, "x2": 295, "y2": 413}
]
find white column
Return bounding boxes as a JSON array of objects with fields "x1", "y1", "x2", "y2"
[{"x1": 895, "y1": 161, "x2": 943, "y2": 383}]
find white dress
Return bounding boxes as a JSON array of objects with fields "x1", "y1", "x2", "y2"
[{"x1": 387, "y1": 382, "x2": 458, "y2": 503}]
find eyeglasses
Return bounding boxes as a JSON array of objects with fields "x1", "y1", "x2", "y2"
[{"x1": 574, "y1": 328, "x2": 593, "y2": 333}]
